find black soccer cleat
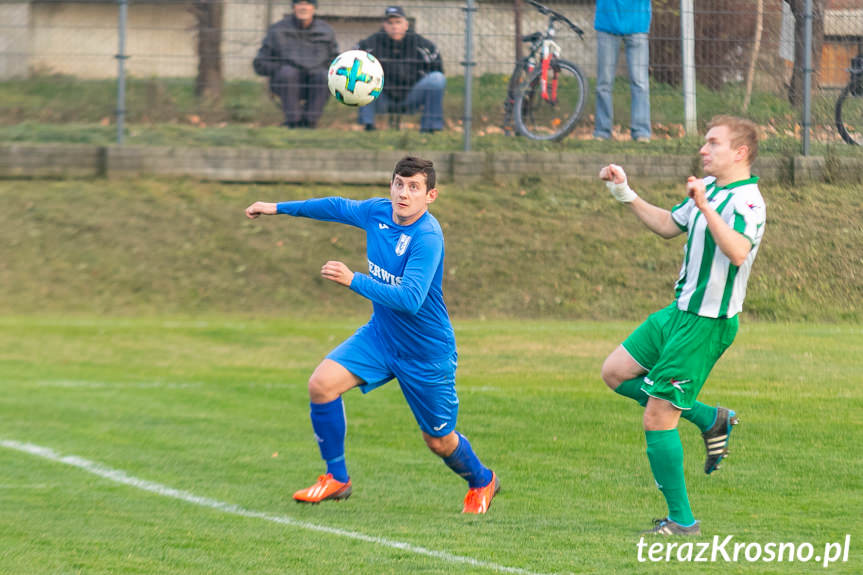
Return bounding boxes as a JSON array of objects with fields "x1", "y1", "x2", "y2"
[{"x1": 702, "y1": 406, "x2": 738, "y2": 474}]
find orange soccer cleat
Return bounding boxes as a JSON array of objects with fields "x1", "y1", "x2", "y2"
[
  {"x1": 462, "y1": 472, "x2": 500, "y2": 514},
  {"x1": 293, "y1": 474, "x2": 352, "y2": 504}
]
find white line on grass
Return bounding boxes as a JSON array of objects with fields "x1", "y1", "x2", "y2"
[
  {"x1": 1, "y1": 439, "x2": 552, "y2": 575},
  {"x1": 32, "y1": 380, "x2": 205, "y2": 390},
  {"x1": 23, "y1": 379, "x2": 299, "y2": 391}
]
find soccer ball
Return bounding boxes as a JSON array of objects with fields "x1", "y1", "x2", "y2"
[{"x1": 327, "y1": 50, "x2": 384, "y2": 107}]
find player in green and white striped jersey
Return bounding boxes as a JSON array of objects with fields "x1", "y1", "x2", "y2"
[
  {"x1": 671, "y1": 174, "x2": 764, "y2": 318},
  {"x1": 598, "y1": 116, "x2": 765, "y2": 536}
]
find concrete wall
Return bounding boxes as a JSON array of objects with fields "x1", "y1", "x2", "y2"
[
  {"x1": 0, "y1": 143, "x2": 104, "y2": 177},
  {"x1": 0, "y1": 2, "x2": 31, "y2": 78},
  {"x1": 824, "y1": 9, "x2": 863, "y2": 36},
  {"x1": 4, "y1": 142, "x2": 860, "y2": 185},
  {"x1": 2, "y1": 0, "x2": 594, "y2": 80},
  {"x1": 28, "y1": 2, "x2": 197, "y2": 79},
  {"x1": 4, "y1": 0, "x2": 859, "y2": 85}
]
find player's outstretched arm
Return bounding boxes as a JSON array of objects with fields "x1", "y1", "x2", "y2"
[
  {"x1": 598, "y1": 164, "x2": 682, "y2": 239},
  {"x1": 686, "y1": 176, "x2": 751, "y2": 266},
  {"x1": 245, "y1": 202, "x2": 278, "y2": 219}
]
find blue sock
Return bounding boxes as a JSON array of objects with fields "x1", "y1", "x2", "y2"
[
  {"x1": 442, "y1": 432, "x2": 493, "y2": 488},
  {"x1": 309, "y1": 398, "x2": 348, "y2": 483}
]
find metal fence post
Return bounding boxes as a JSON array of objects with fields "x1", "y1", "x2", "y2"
[
  {"x1": 115, "y1": 0, "x2": 128, "y2": 145},
  {"x1": 462, "y1": 0, "x2": 477, "y2": 152},
  {"x1": 802, "y1": 0, "x2": 813, "y2": 156},
  {"x1": 681, "y1": 0, "x2": 697, "y2": 135}
]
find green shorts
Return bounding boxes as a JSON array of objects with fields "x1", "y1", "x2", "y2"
[{"x1": 622, "y1": 303, "x2": 738, "y2": 410}]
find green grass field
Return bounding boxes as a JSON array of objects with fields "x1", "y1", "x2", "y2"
[{"x1": 1, "y1": 317, "x2": 860, "y2": 574}]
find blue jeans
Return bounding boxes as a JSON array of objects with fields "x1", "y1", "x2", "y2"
[
  {"x1": 594, "y1": 31, "x2": 651, "y2": 140},
  {"x1": 358, "y1": 71, "x2": 446, "y2": 132}
]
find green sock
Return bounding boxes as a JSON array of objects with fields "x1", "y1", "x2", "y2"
[
  {"x1": 645, "y1": 429, "x2": 695, "y2": 526},
  {"x1": 613, "y1": 377, "x2": 648, "y2": 407},
  {"x1": 617, "y1": 378, "x2": 716, "y2": 433},
  {"x1": 680, "y1": 402, "x2": 717, "y2": 433}
]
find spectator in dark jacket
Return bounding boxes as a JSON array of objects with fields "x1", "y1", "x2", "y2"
[
  {"x1": 253, "y1": 0, "x2": 338, "y2": 128},
  {"x1": 356, "y1": 6, "x2": 445, "y2": 133}
]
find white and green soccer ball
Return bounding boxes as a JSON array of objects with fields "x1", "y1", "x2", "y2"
[{"x1": 327, "y1": 50, "x2": 384, "y2": 107}]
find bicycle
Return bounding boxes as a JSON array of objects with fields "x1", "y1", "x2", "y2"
[
  {"x1": 503, "y1": 0, "x2": 587, "y2": 142},
  {"x1": 835, "y1": 41, "x2": 863, "y2": 145}
]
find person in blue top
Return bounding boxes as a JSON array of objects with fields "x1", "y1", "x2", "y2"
[
  {"x1": 244, "y1": 156, "x2": 499, "y2": 514},
  {"x1": 593, "y1": 0, "x2": 652, "y2": 142}
]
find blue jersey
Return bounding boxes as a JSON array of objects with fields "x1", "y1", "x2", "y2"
[
  {"x1": 594, "y1": 0, "x2": 651, "y2": 36},
  {"x1": 276, "y1": 197, "x2": 456, "y2": 360}
]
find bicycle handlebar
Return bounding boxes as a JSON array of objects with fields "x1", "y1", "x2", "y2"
[{"x1": 523, "y1": 0, "x2": 585, "y2": 37}]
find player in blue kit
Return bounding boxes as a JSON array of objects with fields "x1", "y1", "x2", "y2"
[{"x1": 245, "y1": 156, "x2": 499, "y2": 513}]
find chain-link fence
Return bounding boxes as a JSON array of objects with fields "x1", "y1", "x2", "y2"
[{"x1": 1, "y1": 0, "x2": 861, "y2": 151}]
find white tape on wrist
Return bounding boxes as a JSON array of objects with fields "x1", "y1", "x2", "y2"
[{"x1": 606, "y1": 180, "x2": 638, "y2": 203}]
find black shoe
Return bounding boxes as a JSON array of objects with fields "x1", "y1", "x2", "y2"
[
  {"x1": 642, "y1": 518, "x2": 701, "y2": 536},
  {"x1": 364, "y1": 124, "x2": 376, "y2": 132},
  {"x1": 419, "y1": 128, "x2": 440, "y2": 134},
  {"x1": 702, "y1": 406, "x2": 738, "y2": 474}
]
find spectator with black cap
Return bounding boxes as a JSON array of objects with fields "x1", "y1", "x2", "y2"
[
  {"x1": 253, "y1": 0, "x2": 338, "y2": 128},
  {"x1": 356, "y1": 6, "x2": 446, "y2": 133}
]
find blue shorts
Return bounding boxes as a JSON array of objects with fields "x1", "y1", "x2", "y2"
[{"x1": 326, "y1": 323, "x2": 459, "y2": 437}]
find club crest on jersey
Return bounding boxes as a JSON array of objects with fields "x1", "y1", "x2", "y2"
[{"x1": 395, "y1": 233, "x2": 412, "y2": 256}]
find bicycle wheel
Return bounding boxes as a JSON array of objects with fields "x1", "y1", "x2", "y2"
[
  {"x1": 503, "y1": 61, "x2": 532, "y2": 135},
  {"x1": 836, "y1": 82, "x2": 863, "y2": 145},
  {"x1": 513, "y1": 59, "x2": 586, "y2": 142}
]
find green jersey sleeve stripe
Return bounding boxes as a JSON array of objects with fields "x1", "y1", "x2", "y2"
[
  {"x1": 671, "y1": 199, "x2": 691, "y2": 231},
  {"x1": 733, "y1": 210, "x2": 756, "y2": 246}
]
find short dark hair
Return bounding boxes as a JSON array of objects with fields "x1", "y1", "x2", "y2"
[
  {"x1": 707, "y1": 115, "x2": 760, "y2": 165},
  {"x1": 393, "y1": 156, "x2": 436, "y2": 190}
]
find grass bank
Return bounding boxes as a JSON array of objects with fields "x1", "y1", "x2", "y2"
[{"x1": 1, "y1": 177, "x2": 860, "y2": 321}]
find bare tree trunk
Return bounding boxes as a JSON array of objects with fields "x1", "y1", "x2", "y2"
[
  {"x1": 788, "y1": 0, "x2": 824, "y2": 107},
  {"x1": 514, "y1": 0, "x2": 523, "y2": 64},
  {"x1": 743, "y1": 0, "x2": 763, "y2": 112},
  {"x1": 192, "y1": 0, "x2": 224, "y2": 102}
]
